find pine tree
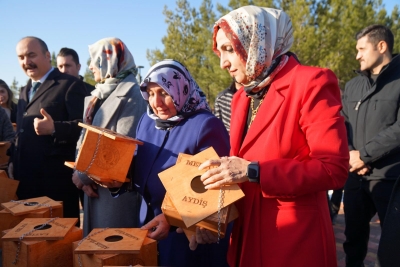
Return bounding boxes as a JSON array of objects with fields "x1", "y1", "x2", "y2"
[
  {"x1": 83, "y1": 57, "x2": 96, "y2": 86},
  {"x1": 146, "y1": 0, "x2": 231, "y2": 107},
  {"x1": 51, "y1": 51, "x2": 57, "y2": 68},
  {"x1": 9, "y1": 77, "x2": 20, "y2": 102},
  {"x1": 147, "y1": 0, "x2": 400, "y2": 101}
]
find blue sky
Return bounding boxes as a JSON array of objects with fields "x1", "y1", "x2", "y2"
[{"x1": 0, "y1": 0, "x2": 397, "y2": 88}]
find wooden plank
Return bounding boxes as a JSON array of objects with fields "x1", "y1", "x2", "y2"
[
  {"x1": 1, "y1": 196, "x2": 62, "y2": 216},
  {"x1": 0, "y1": 173, "x2": 19, "y2": 204},
  {"x1": 158, "y1": 147, "x2": 245, "y2": 228},
  {"x1": 74, "y1": 228, "x2": 147, "y2": 254},
  {"x1": 2, "y1": 218, "x2": 77, "y2": 241}
]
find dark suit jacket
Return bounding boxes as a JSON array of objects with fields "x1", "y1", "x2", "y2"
[
  {"x1": 13, "y1": 68, "x2": 89, "y2": 218},
  {"x1": 79, "y1": 75, "x2": 95, "y2": 95}
]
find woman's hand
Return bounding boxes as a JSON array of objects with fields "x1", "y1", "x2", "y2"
[
  {"x1": 177, "y1": 227, "x2": 218, "y2": 250},
  {"x1": 72, "y1": 171, "x2": 84, "y2": 189},
  {"x1": 82, "y1": 184, "x2": 99, "y2": 198},
  {"x1": 141, "y1": 213, "x2": 170, "y2": 240},
  {"x1": 199, "y1": 156, "x2": 251, "y2": 190}
]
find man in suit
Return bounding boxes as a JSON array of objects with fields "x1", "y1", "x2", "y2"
[
  {"x1": 57, "y1": 47, "x2": 94, "y2": 212},
  {"x1": 11, "y1": 36, "x2": 89, "y2": 219},
  {"x1": 57, "y1": 47, "x2": 95, "y2": 95}
]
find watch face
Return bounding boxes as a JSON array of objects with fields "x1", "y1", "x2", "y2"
[
  {"x1": 248, "y1": 167, "x2": 258, "y2": 178},
  {"x1": 247, "y1": 162, "x2": 259, "y2": 182}
]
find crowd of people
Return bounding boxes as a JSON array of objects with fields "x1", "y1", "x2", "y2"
[{"x1": 1, "y1": 5, "x2": 399, "y2": 267}]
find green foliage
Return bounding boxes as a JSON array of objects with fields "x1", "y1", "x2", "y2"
[
  {"x1": 9, "y1": 77, "x2": 20, "y2": 102},
  {"x1": 51, "y1": 51, "x2": 57, "y2": 68},
  {"x1": 83, "y1": 57, "x2": 96, "y2": 86},
  {"x1": 146, "y1": 0, "x2": 231, "y2": 107},
  {"x1": 147, "y1": 0, "x2": 400, "y2": 100}
]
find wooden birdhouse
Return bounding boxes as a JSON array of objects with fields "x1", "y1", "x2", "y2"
[
  {"x1": 73, "y1": 228, "x2": 157, "y2": 267},
  {"x1": 158, "y1": 148, "x2": 244, "y2": 234},
  {"x1": 162, "y1": 192, "x2": 238, "y2": 240},
  {"x1": 65, "y1": 123, "x2": 143, "y2": 183},
  {"x1": 0, "y1": 197, "x2": 63, "y2": 249},
  {"x1": 0, "y1": 170, "x2": 18, "y2": 204},
  {"x1": 2, "y1": 218, "x2": 82, "y2": 267}
]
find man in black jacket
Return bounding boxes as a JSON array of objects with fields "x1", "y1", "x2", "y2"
[
  {"x1": 11, "y1": 36, "x2": 89, "y2": 219},
  {"x1": 341, "y1": 25, "x2": 400, "y2": 267},
  {"x1": 57, "y1": 47, "x2": 95, "y2": 95}
]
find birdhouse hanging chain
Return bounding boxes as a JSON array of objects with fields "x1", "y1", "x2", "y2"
[
  {"x1": 217, "y1": 187, "x2": 225, "y2": 243},
  {"x1": 12, "y1": 217, "x2": 59, "y2": 265},
  {"x1": 77, "y1": 130, "x2": 105, "y2": 177}
]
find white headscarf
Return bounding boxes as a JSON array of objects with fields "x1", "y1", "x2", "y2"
[
  {"x1": 213, "y1": 6, "x2": 294, "y2": 94},
  {"x1": 88, "y1": 37, "x2": 137, "y2": 99}
]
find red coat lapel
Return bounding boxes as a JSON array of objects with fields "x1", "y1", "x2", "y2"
[{"x1": 230, "y1": 57, "x2": 299, "y2": 156}]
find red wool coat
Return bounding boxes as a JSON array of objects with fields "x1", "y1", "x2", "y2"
[{"x1": 227, "y1": 57, "x2": 349, "y2": 267}]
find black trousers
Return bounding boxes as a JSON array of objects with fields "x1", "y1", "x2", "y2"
[
  {"x1": 343, "y1": 174, "x2": 395, "y2": 267},
  {"x1": 331, "y1": 188, "x2": 344, "y2": 216}
]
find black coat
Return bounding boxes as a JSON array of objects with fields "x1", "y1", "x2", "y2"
[
  {"x1": 341, "y1": 54, "x2": 400, "y2": 180},
  {"x1": 377, "y1": 176, "x2": 400, "y2": 267},
  {"x1": 13, "y1": 68, "x2": 89, "y2": 218}
]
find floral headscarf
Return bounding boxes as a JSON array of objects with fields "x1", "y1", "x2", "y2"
[
  {"x1": 88, "y1": 37, "x2": 137, "y2": 100},
  {"x1": 84, "y1": 37, "x2": 137, "y2": 124},
  {"x1": 213, "y1": 6, "x2": 294, "y2": 96},
  {"x1": 140, "y1": 59, "x2": 210, "y2": 130}
]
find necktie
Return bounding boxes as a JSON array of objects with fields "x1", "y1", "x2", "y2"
[{"x1": 29, "y1": 81, "x2": 41, "y2": 102}]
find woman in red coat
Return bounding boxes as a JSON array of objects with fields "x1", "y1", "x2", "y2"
[{"x1": 199, "y1": 6, "x2": 349, "y2": 267}]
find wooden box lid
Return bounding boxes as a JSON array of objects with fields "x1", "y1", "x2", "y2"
[
  {"x1": 0, "y1": 171, "x2": 19, "y2": 204},
  {"x1": 65, "y1": 123, "x2": 143, "y2": 183},
  {"x1": 1, "y1": 196, "x2": 62, "y2": 216},
  {"x1": 2, "y1": 218, "x2": 77, "y2": 241},
  {"x1": 158, "y1": 147, "x2": 244, "y2": 228},
  {"x1": 74, "y1": 228, "x2": 148, "y2": 254}
]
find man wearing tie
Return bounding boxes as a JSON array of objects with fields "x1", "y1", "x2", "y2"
[{"x1": 10, "y1": 36, "x2": 88, "y2": 219}]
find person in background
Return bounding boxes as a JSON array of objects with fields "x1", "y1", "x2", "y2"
[
  {"x1": 0, "y1": 107, "x2": 14, "y2": 142},
  {"x1": 214, "y1": 79, "x2": 240, "y2": 133},
  {"x1": 57, "y1": 47, "x2": 94, "y2": 210},
  {"x1": 341, "y1": 24, "x2": 400, "y2": 267},
  {"x1": 198, "y1": 6, "x2": 349, "y2": 267},
  {"x1": 0, "y1": 79, "x2": 18, "y2": 123},
  {"x1": 11, "y1": 36, "x2": 88, "y2": 220},
  {"x1": 134, "y1": 59, "x2": 231, "y2": 267},
  {"x1": 71, "y1": 37, "x2": 146, "y2": 236},
  {"x1": 57, "y1": 47, "x2": 95, "y2": 95}
]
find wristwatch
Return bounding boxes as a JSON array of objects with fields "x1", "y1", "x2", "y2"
[{"x1": 246, "y1": 161, "x2": 260, "y2": 183}]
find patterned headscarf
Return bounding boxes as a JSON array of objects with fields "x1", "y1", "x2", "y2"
[
  {"x1": 84, "y1": 37, "x2": 137, "y2": 124},
  {"x1": 140, "y1": 59, "x2": 210, "y2": 130},
  {"x1": 213, "y1": 6, "x2": 294, "y2": 96}
]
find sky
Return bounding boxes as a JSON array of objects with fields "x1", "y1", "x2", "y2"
[{"x1": 0, "y1": 0, "x2": 398, "y2": 88}]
